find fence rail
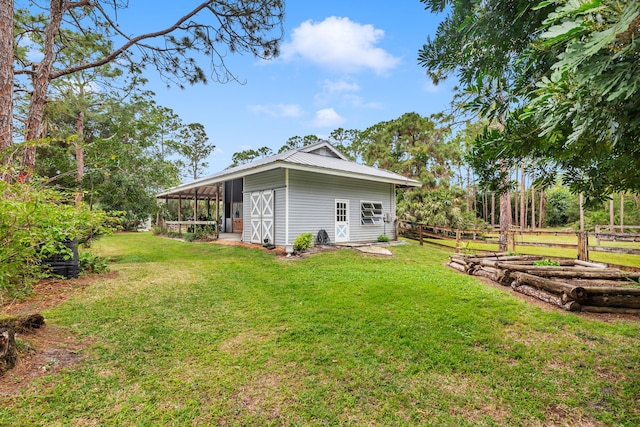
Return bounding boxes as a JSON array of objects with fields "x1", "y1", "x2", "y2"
[{"x1": 399, "y1": 221, "x2": 640, "y2": 260}]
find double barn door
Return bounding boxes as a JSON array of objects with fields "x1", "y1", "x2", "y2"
[{"x1": 250, "y1": 190, "x2": 274, "y2": 245}]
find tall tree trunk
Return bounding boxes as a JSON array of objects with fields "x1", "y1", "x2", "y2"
[
  {"x1": 498, "y1": 163, "x2": 512, "y2": 251},
  {"x1": 0, "y1": 0, "x2": 14, "y2": 182},
  {"x1": 531, "y1": 183, "x2": 536, "y2": 231},
  {"x1": 466, "y1": 167, "x2": 471, "y2": 212},
  {"x1": 74, "y1": 109, "x2": 85, "y2": 204},
  {"x1": 20, "y1": 0, "x2": 64, "y2": 180},
  {"x1": 491, "y1": 192, "x2": 495, "y2": 226},
  {"x1": 579, "y1": 192, "x2": 585, "y2": 232},
  {"x1": 538, "y1": 190, "x2": 545, "y2": 228},
  {"x1": 513, "y1": 167, "x2": 519, "y2": 228},
  {"x1": 609, "y1": 196, "x2": 614, "y2": 232},
  {"x1": 620, "y1": 193, "x2": 625, "y2": 233},
  {"x1": 483, "y1": 191, "x2": 488, "y2": 222},
  {"x1": 520, "y1": 162, "x2": 526, "y2": 230},
  {"x1": 499, "y1": 189, "x2": 511, "y2": 251}
]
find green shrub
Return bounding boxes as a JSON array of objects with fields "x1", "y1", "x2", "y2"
[
  {"x1": 0, "y1": 180, "x2": 111, "y2": 298},
  {"x1": 79, "y1": 252, "x2": 110, "y2": 275},
  {"x1": 377, "y1": 234, "x2": 391, "y2": 243},
  {"x1": 151, "y1": 225, "x2": 166, "y2": 235},
  {"x1": 294, "y1": 232, "x2": 314, "y2": 252},
  {"x1": 195, "y1": 225, "x2": 215, "y2": 240},
  {"x1": 183, "y1": 232, "x2": 197, "y2": 242}
]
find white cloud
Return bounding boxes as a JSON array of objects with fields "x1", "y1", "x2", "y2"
[
  {"x1": 312, "y1": 108, "x2": 346, "y2": 128},
  {"x1": 248, "y1": 103, "x2": 305, "y2": 118},
  {"x1": 314, "y1": 78, "x2": 359, "y2": 104},
  {"x1": 341, "y1": 94, "x2": 383, "y2": 109},
  {"x1": 281, "y1": 17, "x2": 400, "y2": 74},
  {"x1": 320, "y1": 79, "x2": 360, "y2": 95},
  {"x1": 314, "y1": 79, "x2": 381, "y2": 109}
]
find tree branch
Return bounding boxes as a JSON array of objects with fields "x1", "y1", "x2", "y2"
[{"x1": 50, "y1": 1, "x2": 213, "y2": 80}]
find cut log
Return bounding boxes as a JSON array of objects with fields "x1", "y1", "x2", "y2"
[
  {"x1": 462, "y1": 252, "x2": 509, "y2": 259},
  {"x1": 514, "y1": 272, "x2": 586, "y2": 300},
  {"x1": 449, "y1": 256, "x2": 469, "y2": 266},
  {"x1": 511, "y1": 284, "x2": 581, "y2": 311},
  {"x1": 583, "y1": 287, "x2": 640, "y2": 297},
  {"x1": 495, "y1": 268, "x2": 516, "y2": 286},
  {"x1": 474, "y1": 255, "x2": 544, "y2": 262},
  {"x1": 580, "y1": 306, "x2": 640, "y2": 315},
  {"x1": 474, "y1": 268, "x2": 497, "y2": 280},
  {"x1": 529, "y1": 271, "x2": 640, "y2": 280},
  {"x1": 571, "y1": 279, "x2": 639, "y2": 288},
  {"x1": 579, "y1": 295, "x2": 640, "y2": 309},
  {"x1": 573, "y1": 260, "x2": 608, "y2": 269},
  {"x1": 494, "y1": 263, "x2": 618, "y2": 274},
  {"x1": 0, "y1": 326, "x2": 17, "y2": 374},
  {"x1": 448, "y1": 261, "x2": 466, "y2": 273}
]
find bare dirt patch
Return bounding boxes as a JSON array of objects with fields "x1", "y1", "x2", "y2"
[
  {"x1": 0, "y1": 274, "x2": 111, "y2": 398},
  {"x1": 1, "y1": 272, "x2": 117, "y2": 317},
  {"x1": 0, "y1": 326, "x2": 88, "y2": 398}
]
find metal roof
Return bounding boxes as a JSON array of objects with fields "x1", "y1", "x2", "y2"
[{"x1": 157, "y1": 141, "x2": 422, "y2": 199}]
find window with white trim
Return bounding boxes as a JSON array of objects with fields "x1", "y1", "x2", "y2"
[{"x1": 361, "y1": 201, "x2": 383, "y2": 225}]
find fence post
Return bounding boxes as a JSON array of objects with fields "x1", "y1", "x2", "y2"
[
  {"x1": 507, "y1": 231, "x2": 516, "y2": 254},
  {"x1": 577, "y1": 232, "x2": 589, "y2": 261},
  {"x1": 419, "y1": 224, "x2": 423, "y2": 246},
  {"x1": 595, "y1": 225, "x2": 600, "y2": 246},
  {"x1": 455, "y1": 230, "x2": 461, "y2": 253}
]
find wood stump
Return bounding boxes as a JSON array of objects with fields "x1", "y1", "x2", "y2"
[{"x1": 0, "y1": 326, "x2": 17, "y2": 374}]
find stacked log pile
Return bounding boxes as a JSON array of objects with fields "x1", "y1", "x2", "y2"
[{"x1": 448, "y1": 253, "x2": 640, "y2": 314}]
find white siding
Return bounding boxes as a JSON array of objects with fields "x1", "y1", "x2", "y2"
[
  {"x1": 288, "y1": 169, "x2": 396, "y2": 244},
  {"x1": 243, "y1": 169, "x2": 286, "y2": 245}
]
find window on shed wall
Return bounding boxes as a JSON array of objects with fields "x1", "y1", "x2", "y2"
[{"x1": 361, "y1": 201, "x2": 383, "y2": 225}]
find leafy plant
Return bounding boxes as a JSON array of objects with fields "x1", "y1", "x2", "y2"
[
  {"x1": 533, "y1": 258, "x2": 561, "y2": 267},
  {"x1": 79, "y1": 252, "x2": 110, "y2": 275},
  {"x1": 183, "y1": 232, "x2": 197, "y2": 242},
  {"x1": 0, "y1": 180, "x2": 111, "y2": 298},
  {"x1": 195, "y1": 225, "x2": 215, "y2": 240},
  {"x1": 293, "y1": 232, "x2": 313, "y2": 252},
  {"x1": 377, "y1": 234, "x2": 391, "y2": 243}
]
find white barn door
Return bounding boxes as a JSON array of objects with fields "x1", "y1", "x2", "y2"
[
  {"x1": 250, "y1": 190, "x2": 274, "y2": 244},
  {"x1": 335, "y1": 199, "x2": 349, "y2": 243}
]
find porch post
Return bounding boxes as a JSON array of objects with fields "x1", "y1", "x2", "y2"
[
  {"x1": 195, "y1": 190, "x2": 199, "y2": 222},
  {"x1": 215, "y1": 185, "x2": 220, "y2": 238},
  {"x1": 230, "y1": 179, "x2": 234, "y2": 232},
  {"x1": 178, "y1": 195, "x2": 182, "y2": 233}
]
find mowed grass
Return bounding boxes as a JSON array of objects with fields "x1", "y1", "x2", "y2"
[{"x1": 2, "y1": 233, "x2": 639, "y2": 426}]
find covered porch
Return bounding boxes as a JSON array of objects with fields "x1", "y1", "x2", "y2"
[{"x1": 156, "y1": 177, "x2": 244, "y2": 238}]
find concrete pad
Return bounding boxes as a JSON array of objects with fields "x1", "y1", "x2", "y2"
[{"x1": 354, "y1": 246, "x2": 393, "y2": 256}]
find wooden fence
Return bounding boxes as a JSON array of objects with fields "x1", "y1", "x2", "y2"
[{"x1": 399, "y1": 221, "x2": 640, "y2": 261}]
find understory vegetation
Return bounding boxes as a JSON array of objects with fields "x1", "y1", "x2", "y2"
[
  {"x1": 0, "y1": 181, "x2": 112, "y2": 299},
  {"x1": 1, "y1": 233, "x2": 638, "y2": 426}
]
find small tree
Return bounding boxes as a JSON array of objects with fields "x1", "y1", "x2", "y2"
[{"x1": 173, "y1": 123, "x2": 215, "y2": 180}]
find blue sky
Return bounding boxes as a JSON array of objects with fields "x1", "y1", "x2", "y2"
[{"x1": 129, "y1": 1, "x2": 455, "y2": 176}]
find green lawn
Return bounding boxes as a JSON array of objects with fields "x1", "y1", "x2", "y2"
[{"x1": 2, "y1": 233, "x2": 639, "y2": 426}]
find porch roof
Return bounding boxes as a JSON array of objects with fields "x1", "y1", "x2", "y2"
[{"x1": 157, "y1": 141, "x2": 421, "y2": 200}]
